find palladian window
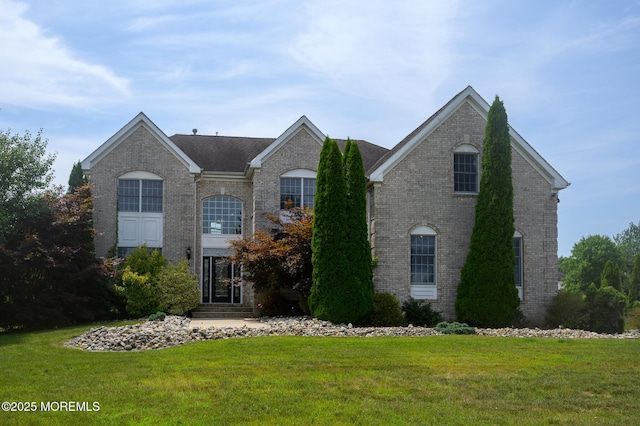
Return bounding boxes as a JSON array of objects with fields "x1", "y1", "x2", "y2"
[{"x1": 202, "y1": 196, "x2": 242, "y2": 235}]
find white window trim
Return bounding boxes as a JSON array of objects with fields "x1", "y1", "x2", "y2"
[
  {"x1": 514, "y1": 231, "x2": 523, "y2": 300},
  {"x1": 117, "y1": 172, "x2": 164, "y2": 250},
  {"x1": 410, "y1": 226, "x2": 437, "y2": 300},
  {"x1": 280, "y1": 169, "x2": 317, "y2": 209},
  {"x1": 281, "y1": 169, "x2": 316, "y2": 178},
  {"x1": 119, "y1": 171, "x2": 162, "y2": 180}
]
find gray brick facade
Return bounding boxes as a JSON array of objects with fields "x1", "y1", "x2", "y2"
[{"x1": 83, "y1": 87, "x2": 568, "y2": 325}]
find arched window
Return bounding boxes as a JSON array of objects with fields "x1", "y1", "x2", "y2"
[
  {"x1": 514, "y1": 230, "x2": 523, "y2": 299},
  {"x1": 280, "y1": 169, "x2": 316, "y2": 209},
  {"x1": 410, "y1": 226, "x2": 437, "y2": 300},
  {"x1": 454, "y1": 144, "x2": 479, "y2": 193},
  {"x1": 117, "y1": 171, "x2": 163, "y2": 257},
  {"x1": 202, "y1": 196, "x2": 242, "y2": 235}
]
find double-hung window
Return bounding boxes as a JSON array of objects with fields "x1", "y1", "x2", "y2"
[
  {"x1": 410, "y1": 226, "x2": 437, "y2": 299},
  {"x1": 454, "y1": 144, "x2": 479, "y2": 193},
  {"x1": 514, "y1": 234, "x2": 523, "y2": 299}
]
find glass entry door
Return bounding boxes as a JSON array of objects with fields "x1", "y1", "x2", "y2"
[{"x1": 202, "y1": 256, "x2": 240, "y2": 303}]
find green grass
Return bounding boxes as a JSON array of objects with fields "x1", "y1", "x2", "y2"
[{"x1": 2, "y1": 323, "x2": 640, "y2": 425}]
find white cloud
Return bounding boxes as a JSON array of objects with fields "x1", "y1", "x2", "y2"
[
  {"x1": 286, "y1": 0, "x2": 460, "y2": 107},
  {"x1": 0, "y1": 0, "x2": 130, "y2": 109}
]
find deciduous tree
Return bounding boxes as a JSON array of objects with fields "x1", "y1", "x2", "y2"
[
  {"x1": 562, "y1": 235, "x2": 622, "y2": 293},
  {"x1": 0, "y1": 185, "x2": 117, "y2": 329},
  {"x1": 230, "y1": 207, "x2": 313, "y2": 310},
  {"x1": 0, "y1": 129, "x2": 56, "y2": 243}
]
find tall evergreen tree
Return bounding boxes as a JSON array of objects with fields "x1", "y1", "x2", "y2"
[
  {"x1": 455, "y1": 96, "x2": 520, "y2": 327},
  {"x1": 68, "y1": 161, "x2": 87, "y2": 194},
  {"x1": 344, "y1": 139, "x2": 374, "y2": 323},
  {"x1": 309, "y1": 137, "x2": 352, "y2": 323},
  {"x1": 628, "y1": 254, "x2": 640, "y2": 306},
  {"x1": 600, "y1": 260, "x2": 622, "y2": 291}
]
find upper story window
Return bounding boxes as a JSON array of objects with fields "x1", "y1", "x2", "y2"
[
  {"x1": 454, "y1": 144, "x2": 479, "y2": 194},
  {"x1": 202, "y1": 196, "x2": 242, "y2": 235},
  {"x1": 118, "y1": 175, "x2": 163, "y2": 213},
  {"x1": 280, "y1": 169, "x2": 316, "y2": 209}
]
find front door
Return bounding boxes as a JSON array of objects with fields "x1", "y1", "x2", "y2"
[{"x1": 202, "y1": 256, "x2": 240, "y2": 303}]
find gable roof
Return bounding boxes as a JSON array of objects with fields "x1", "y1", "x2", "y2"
[
  {"x1": 336, "y1": 139, "x2": 390, "y2": 172},
  {"x1": 248, "y1": 115, "x2": 325, "y2": 169},
  {"x1": 242, "y1": 115, "x2": 388, "y2": 173},
  {"x1": 368, "y1": 86, "x2": 570, "y2": 191},
  {"x1": 170, "y1": 135, "x2": 274, "y2": 173},
  {"x1": 82, "y1": 112, "x2": 201, "y2": 174}
]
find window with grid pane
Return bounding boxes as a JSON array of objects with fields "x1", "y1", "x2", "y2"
[
  {"x1": 141, "y1": 180, "x2": 163, "y2": 212},
  {"x1": 118, "y1": 180, "x2": 140, "y2": 212},
  {"x1": 454, "y1": 153, "x2": 478, "y2": 193},
  {"x1": 411, "y1": 235, "x2": 436, "y2": 285},
  {"x1": 202, "y1": 196, "x2": 242, "y2": 235},
  {"x1": 280, "y1": 177, "x2": 316, "y2": 208},
  {"x1": 514, "y1": 237, "x2": 523, "y2": 288},
  {"x1": 118, "y1": 179, "x2": 163, "y2": 212}
]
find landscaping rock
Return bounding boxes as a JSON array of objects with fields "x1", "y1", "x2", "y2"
[{"x1": 64, "y1": 316, "x2": 640, "y2": 352}]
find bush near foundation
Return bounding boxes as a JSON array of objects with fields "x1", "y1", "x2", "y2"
[
  {"x1": 368, "y1": 292, "x2": 405, "y2": 326},
  {"x1": 157, "y1": 260, "x2": 200, "y2": 315},
  {"x1": 402, "y1": 298, "x2": 442, "y2": 326}
]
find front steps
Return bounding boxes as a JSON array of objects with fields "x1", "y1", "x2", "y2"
[{"x1": 191, "y1": 304, "x2": 255, "y2": 319}]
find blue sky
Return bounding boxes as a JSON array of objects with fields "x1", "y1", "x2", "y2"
[{"x1": 1, "y1": 0, "x2": 639, "y2": 256}]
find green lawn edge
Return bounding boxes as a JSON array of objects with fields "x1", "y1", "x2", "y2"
[{"x1": 2, "y1": 322, "x2": 640, "y2": 425}]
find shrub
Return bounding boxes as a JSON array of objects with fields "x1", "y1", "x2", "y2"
[
  {"x1": 545, "y1": 290, "x2": 589, "y2": 329},
  {"x1": 508, "y1": 308, "x2": 529, "y2": 328},
  {"x1": 402, "y1": 298, "x2": 442, "y2": 326},
  {"x1": 586, "y1": 284, "x2": 626, "y2": 334},
  {"x1": 114, "y1": 268, "x2": 160, "y2": 317},
  {"x1": 434, "y1": 322, "x2": 476, "y2": 335},
  {"x1": 368, "y1": 292, "x2": 405, "y2": 326},
  {"x1": 258, "y1": 290, "x2": 299, "y2": 317},
  {"x1": 157, "y1": 260, "x2": 200, "y2": 315},
  {"x1": 148, "y1": 311, "x2": 166, "y2": 321},
  {"x1": 625, "y1": 304, "x2": 640, "y2": 331}
]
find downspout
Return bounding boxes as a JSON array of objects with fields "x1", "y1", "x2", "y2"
[{"x1": 193, "y1": 174, "x2": 201, "y2": 275}]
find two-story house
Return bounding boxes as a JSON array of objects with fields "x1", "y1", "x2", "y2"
[{"x1": 82, "y1": 86, "x2": 569, "y2": 325}]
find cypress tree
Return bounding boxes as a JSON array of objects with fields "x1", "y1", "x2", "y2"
[
  {"x1": 344, "y1": 139, "x2": 374, "y2": 323},
  {"x1": 309, "y1": 137, "x2": 352, "y2": 323},
  {"x1": 629, "y1": 254, "x2": 640, "y2": 306},
  {"x1": 600, "y1": 260, "x2": 622, "y2": 291},
  {"x1": 68, "y1": 160, "x2": 87, "y2": 194},
  {"x1": 455, "y1": 96, "x2": 520, "y2": 327}
]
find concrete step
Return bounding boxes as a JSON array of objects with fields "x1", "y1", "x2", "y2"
[{"x1": 192, "y1": 304, "x2": 254, "y2": 319}]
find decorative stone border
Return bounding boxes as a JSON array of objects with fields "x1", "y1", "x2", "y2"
[{"x1": 64, "y1": 316, "x2": 640, "y2": 352}]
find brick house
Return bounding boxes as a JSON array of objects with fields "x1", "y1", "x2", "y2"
[{"x1": 82, "y1": 86, "x2": 569, "y2": 325}]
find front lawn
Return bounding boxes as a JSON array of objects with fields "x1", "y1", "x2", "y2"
[{"x1": 1, "y1": 322, "x2": 640, "y2": 425}]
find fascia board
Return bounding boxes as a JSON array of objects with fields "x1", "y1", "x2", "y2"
[
  {"x1": 249, "y1": 115, "x2": 325, "y2": 169},
  {"x1": 81, "y1": 112, "x2": 201, "y2": 174},
  {"x1": 369, "y1": 86, "x2": 570, "y2": 190},
  {"x1": 369, "y1": 87, "x2": 477, "y2": 182}
]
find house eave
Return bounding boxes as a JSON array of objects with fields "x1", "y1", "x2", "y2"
[{"x1": 81, "y1": 112, "x2": 201, "y2": 175}]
